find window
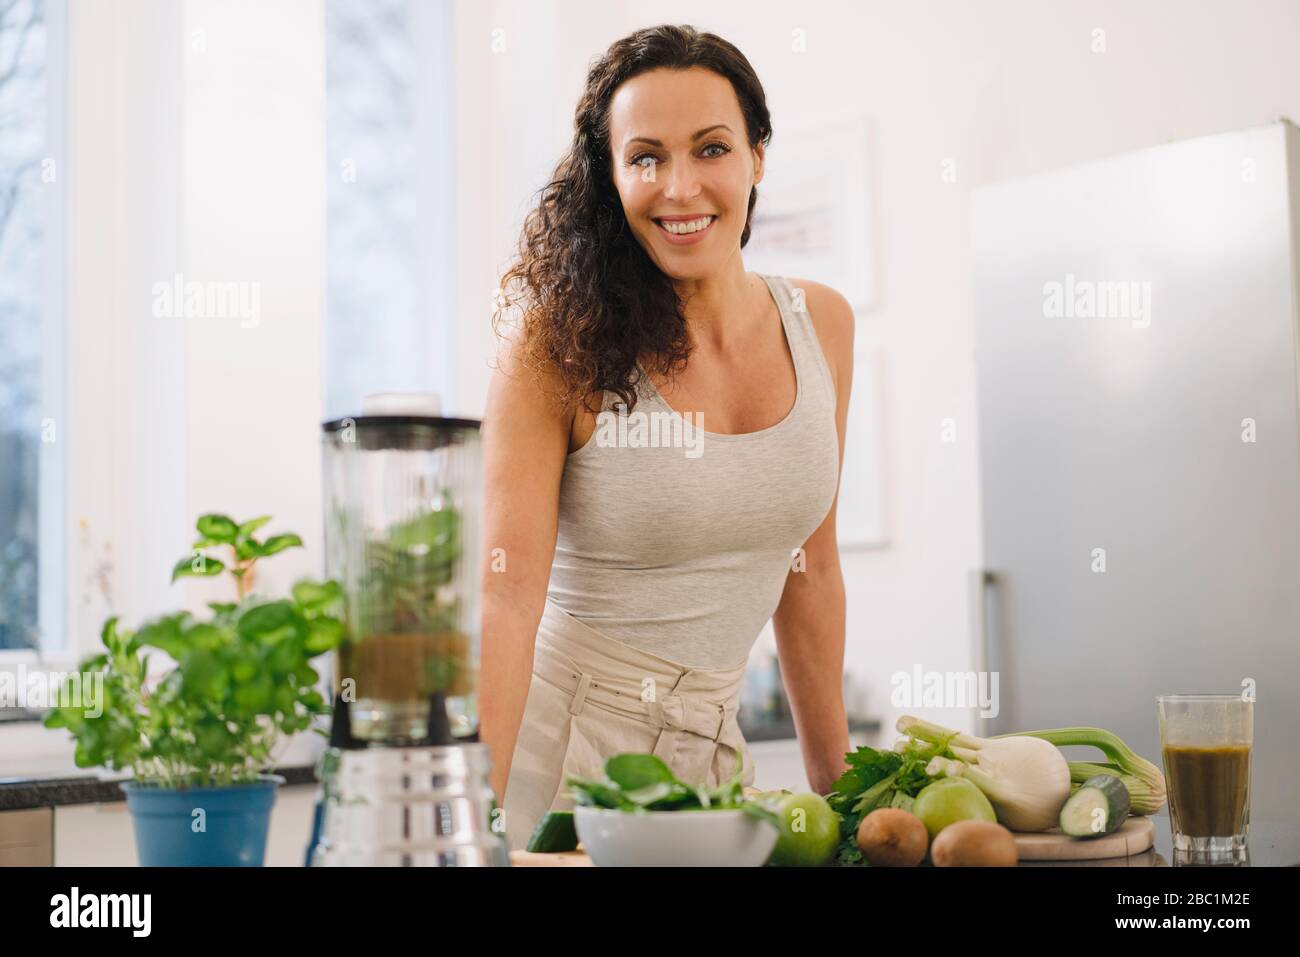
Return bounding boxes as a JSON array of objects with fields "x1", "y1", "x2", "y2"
[
  {"x1": 324, "y1": 0, "x2": 459, "y2": 419},
  {"x1": 0, "y1": 0, "x2": 63, "y2": 655}
]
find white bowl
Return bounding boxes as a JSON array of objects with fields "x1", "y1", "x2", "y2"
[{"x1": 574, "y1": 806, "x2": 779, "y2": 867}]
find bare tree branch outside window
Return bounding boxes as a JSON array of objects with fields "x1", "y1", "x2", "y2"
[{"x1": 0, "y1": 0, "x2": 47, "y2": 652}]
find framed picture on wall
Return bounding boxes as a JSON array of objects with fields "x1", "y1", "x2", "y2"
[{"x1": 743, "y1": 116, "x2": 876, "y2": 312}]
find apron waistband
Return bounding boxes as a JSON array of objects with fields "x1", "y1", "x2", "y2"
[{"x1": 534, "y1": 599, "x2": 749, "y2": 756}]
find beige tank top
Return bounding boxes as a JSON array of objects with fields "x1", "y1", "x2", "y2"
[{"x1": 546, "y1": 273, "x2": 841, "y2": 669}]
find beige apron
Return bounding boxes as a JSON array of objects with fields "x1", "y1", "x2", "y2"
[{"x1": 501, "y1": 597, "x2": 754, "y2": 851}]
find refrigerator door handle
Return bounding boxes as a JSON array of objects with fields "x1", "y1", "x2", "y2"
[{"x1": 968, "y1": 569, "x2": 995, "y2": 737}]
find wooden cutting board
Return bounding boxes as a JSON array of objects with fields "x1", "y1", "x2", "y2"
[
  {"x1": 510, "y1": 816, "x2": 1156, "y2": 866},
  {"x1": 509, "y1": 847, "x2": 594, "y2": 866},
  {"x1": 1012, "y1": 816, "x2": 1155, "y2": 860}
]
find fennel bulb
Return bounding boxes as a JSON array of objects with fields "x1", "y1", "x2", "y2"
[{"x1": 898, "y1": 716, "x2": 1072, "y2": 832}]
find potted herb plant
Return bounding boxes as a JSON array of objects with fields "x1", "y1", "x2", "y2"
[{"x1": 44, "y1": 514, "x2": 343, "y2": 866}]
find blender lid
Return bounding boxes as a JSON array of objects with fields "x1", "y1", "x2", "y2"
[
  {"x1": 322, "y1": 391, "x2": 481, "y2": 435},
  {"x1": 321, "y1": 414, "x2": 482, "y2": 433},
  {"x1": 321, "y1": 414, "x2": 481, "y2": 452}
]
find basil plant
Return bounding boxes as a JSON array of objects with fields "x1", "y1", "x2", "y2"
[{"x1": 44, "y1": 514, "x2": 343, "y2": 788}]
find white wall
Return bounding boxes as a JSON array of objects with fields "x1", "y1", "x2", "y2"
[{"x1": 450, "y1": 0, "x2": 1300, "y2": 740}]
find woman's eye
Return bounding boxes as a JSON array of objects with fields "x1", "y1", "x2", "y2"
[{"x1": 629, "y1": 144, "x2": 730, "y2": 168}]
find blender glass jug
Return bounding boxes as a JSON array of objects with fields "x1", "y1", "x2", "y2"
[{"x1": 321, "y1": 412, "x2": 482, "y2": 744}]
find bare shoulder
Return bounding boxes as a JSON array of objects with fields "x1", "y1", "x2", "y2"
[
  {"x1": 785, "y1": 277, "x2": 854, "y2": 391},
  {"x1": 486, "y1": 326, "x2": 572, "y2": 430},
  {"x1": 486, "y1": 325, "x2": 601, "y2": 454}
]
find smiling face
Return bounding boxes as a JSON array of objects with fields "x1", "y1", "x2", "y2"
[{"x1": 607, "y1": 67, "x2": 764, "y2": 281}]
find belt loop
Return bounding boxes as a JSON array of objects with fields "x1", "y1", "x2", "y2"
[
  {"x1": 646, "y1": 699, "x2": 667, "y2": 729},
  {"x1": 569, "y1": 672, "x2": 592, "y2": 715}
]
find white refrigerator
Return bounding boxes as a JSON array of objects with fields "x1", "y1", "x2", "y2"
[{"x1": 972, "y1": 120, "x2": 1300, "y2": 823}]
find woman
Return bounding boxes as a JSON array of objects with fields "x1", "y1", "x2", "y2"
[{"x1": 480, "y1": 24, "x2": 855, "y2": 851}]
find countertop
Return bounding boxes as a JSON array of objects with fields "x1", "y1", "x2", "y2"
[{"x1": 0, "y1": 765, "x2": 319, "y2": 811}]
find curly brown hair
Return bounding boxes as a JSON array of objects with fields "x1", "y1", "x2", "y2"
[{"x1": 491, "y1": 24, "x2": 773, "y2": 415}]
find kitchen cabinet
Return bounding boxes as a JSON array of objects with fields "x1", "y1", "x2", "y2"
[
  {"x1": 50, "y1": 785, "x2": 321, "y2": 867},
  {"x1": 1, "y1": 762, "x2": 323, "y2": 867},
  {"x1": 0, "y1": 808, "x2": 53, "y2": 866}
]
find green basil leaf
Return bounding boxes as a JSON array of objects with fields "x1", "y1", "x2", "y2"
[
  {"x1": 180, "y1": 649, "x2": 228, "y2": 702},
  {"x1": 232, "y1": 672, "x2": 273, "y2": 714},
  {"x1": 182, "y1": 622, "x2": 229, "y2": 652},
  {"x1": 304, "y1": 617, "x2": 343, "y2": 654},
  {"x1": 236, "y1": 600, "x2": 298, "y2": 642},
  {"x1": 292, "y1": 579, "x2": 341, "y2": 613},
  {"x1": 293, "y1": 662, "x2": 320, "y2": 686},
  {"x1": 134, "y1": 614, "x2": 189, "y2": 658},
  {"x1": 256, "y1": 533, "x2": 303, "y2": 557},
  {"x1": 171, "y1": 553, "x2": 225, "y2": 582},
  {"x1": 237, "y1": 515, "x2": 272, "y2": 537},
  {"x1": 196, "y1": 514, "x2": 239, "y2": 544},
  {"x1": 99, "y1": 616, "x2": 121, "y2": 652}
]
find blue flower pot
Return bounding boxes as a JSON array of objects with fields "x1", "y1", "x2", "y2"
[{"x1": 121, "y1": 775, "x2": 284, "y2": 867}]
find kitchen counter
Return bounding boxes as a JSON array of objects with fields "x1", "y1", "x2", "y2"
[
  {"x1": 0, "y1": 764, "x2": 318, "y2": 811},
  {"x1": 740, "y1": 716, "x2": 879, "y2": 742}
]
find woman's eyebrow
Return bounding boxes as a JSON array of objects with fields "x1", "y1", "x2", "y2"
[{"x1": 624, "y1": 124, "x2": 733, "y2": 148}]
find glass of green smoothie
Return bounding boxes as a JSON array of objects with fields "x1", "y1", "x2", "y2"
[{"x1": 1156, "y1": 693, "x2": 1253, "y2": 865}]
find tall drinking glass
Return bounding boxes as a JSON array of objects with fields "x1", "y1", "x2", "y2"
[{"x1": 1156, "y1": 694, "x2": 1252, "y2": 864}]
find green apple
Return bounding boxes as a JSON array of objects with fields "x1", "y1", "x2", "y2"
[
  {"x1": 913, "y1": 777, "x2": 996, "y2": 840},
  {"x1": 767, "y1": 793, "x2": 840, "y2": 867}
]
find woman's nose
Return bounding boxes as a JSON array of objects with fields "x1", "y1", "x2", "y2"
[{"x1": 662, "y1": 159, "x2": 701, "y2": 201}]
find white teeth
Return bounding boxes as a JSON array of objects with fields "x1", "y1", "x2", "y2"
[{"x1": 658, "y1": 216, "x2": 713, "y2": 235}]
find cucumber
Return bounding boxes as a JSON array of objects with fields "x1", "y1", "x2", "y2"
[
  {"x1": 525, "y1": 810, "x2": 579, "y2": 853},
  {"x1": 1059, "y1": 774, "x2": 1131, "y2": 838}
]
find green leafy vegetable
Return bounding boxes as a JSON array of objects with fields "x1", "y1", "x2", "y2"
[
  {"x1": 563, "y1": 751, "x2": 777, "y2": 827},
  {"x1": 825, "y1": 736, "x2": 957, "y2": 866}
]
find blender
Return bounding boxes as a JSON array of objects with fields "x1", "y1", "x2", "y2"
[{"x1": 307, "y1": 395, "x2": 507, "y2": 866}]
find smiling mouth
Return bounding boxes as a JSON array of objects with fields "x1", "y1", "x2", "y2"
[{"x1": 653, "y1": 214, "x2": 717, "y2": 237}]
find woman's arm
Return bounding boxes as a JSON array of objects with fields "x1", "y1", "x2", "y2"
[
  {"x1": 479, "y1": 332, "x2": 572, "y2": 804},
  {"x1": 771, "y1": 281, "x2": 855, "y2": 795}
]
